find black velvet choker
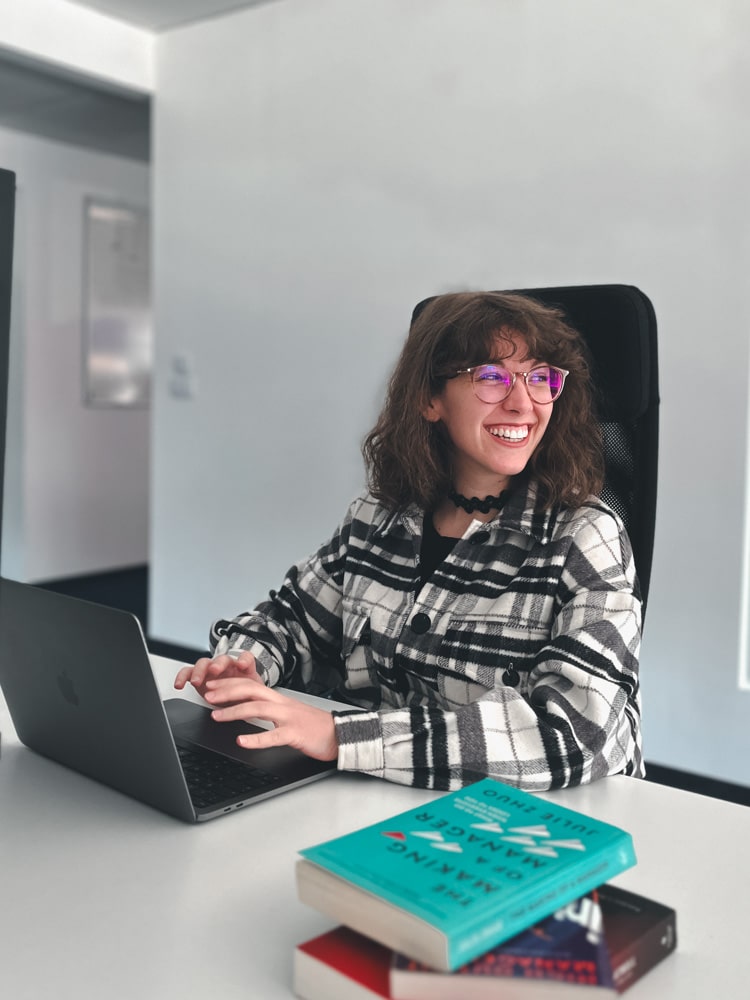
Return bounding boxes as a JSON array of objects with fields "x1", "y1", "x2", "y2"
[{"x1": 448, "y1": 489, "x2": 509, "y2": 515}]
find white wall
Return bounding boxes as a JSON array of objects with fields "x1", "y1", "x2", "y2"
[
  {"x1": 0, "y1": 126, "x2": 151, "y2": 581},
  {"x1": 151, "y1": 0, "x2": 750, "y2": 785},
  {"x1": 0, "y1": 0, "x2": 153, "y2": 94}
]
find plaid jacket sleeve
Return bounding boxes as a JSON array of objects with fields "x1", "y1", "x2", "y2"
[{"x1": 210, "y1": 489, "x2": 643, "y2": 792}]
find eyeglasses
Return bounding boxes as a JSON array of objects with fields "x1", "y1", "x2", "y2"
[{"x1": 445, "y1": 363, "x2": 569, "y2": 404}]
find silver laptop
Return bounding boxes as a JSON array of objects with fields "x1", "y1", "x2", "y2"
[{"x1": 0, "y1": 576, "x2": 337, "y2": 822}]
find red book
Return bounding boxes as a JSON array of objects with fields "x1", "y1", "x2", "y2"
[
  {"x1": 293, "y1": 885, "x2": 676, "y2": 1000},
  {"x1": 294, "y1": 925, "x2": 391, "y2": 1000}
]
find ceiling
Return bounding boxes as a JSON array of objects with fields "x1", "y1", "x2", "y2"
[
  {"x1": 72, "y1": 0, "x2": 267, "y2": 32},
  {"x1": 0, "y1": 1, "x2": 268, "y2": 161}
]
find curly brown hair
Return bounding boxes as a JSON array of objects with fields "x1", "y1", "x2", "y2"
[{"x1": 362, "y1": 291, "x2": 604, "y2": 512}]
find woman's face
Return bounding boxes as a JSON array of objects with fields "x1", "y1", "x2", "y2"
[{"x1": 424, "y1": 333, "x2": 553, "y2": 496}]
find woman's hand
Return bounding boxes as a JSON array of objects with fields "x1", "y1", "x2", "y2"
[
  {"x1": 203, "y1": 676, "x2": 339, "y2": 763},
  {"x1": 174, "y1": 651, "x2": 262, "y2": 701}
]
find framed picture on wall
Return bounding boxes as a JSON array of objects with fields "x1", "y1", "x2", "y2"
[{"x1": 82, "y1": 197, "x2": 151, "y2": 408}]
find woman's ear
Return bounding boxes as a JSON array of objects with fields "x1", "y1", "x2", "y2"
[{"x1": 422, "y1": 395, "x2": 443, "y2": 424}]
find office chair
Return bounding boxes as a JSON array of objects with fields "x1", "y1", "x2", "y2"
[{"x1": 411, "y1": 284, "x2": 659, "y2": 617}]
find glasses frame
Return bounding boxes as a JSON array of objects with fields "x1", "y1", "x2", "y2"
[{"x1": 445, "y1": 363, "x2": 569, "y2": 405}]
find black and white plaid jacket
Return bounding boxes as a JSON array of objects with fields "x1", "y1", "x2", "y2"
[{"x1": 210, "y1": 480, "x2": 643, "y2": 791}]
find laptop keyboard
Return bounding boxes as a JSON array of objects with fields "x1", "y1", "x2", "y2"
[{"x1": 177, "y1": 743, "x2": 282, "y2": 809}]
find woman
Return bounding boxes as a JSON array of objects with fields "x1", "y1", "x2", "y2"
[{"x1": 175, "y1": 291, "x2": 643, "y2": 791}]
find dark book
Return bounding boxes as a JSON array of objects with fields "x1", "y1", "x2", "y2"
[
  {"x1": 390, "y1": 883, "x2": 677, "y2": 998},
  {"x1": 292, "y1": 886, "x2": 676, "y2": 1000}
]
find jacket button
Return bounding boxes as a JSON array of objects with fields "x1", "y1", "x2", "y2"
[
  {"x1": 503, "y1": 666, "x2": 520, "y2": 687},
  {"x1": 410, "y1": 612, "x2": 431, "y2": 634},
  {"x1": 470, "y1": 531, "x2": 490, "y2": 545}
]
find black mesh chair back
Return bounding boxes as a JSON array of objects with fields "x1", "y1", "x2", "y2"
[{"x1": 411, "y1": 284, "x2": 659, "y2": 616}]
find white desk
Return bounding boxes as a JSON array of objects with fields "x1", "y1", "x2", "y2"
[{"x1": 1, "y1": 655, "x2": 749, "y2": 999}]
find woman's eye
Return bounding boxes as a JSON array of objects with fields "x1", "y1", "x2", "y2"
[{"x1": 477, "y1": 367, "x2": 511, "y2": 384}]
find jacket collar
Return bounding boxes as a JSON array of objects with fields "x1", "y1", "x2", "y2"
[
  {"x1": 499, "y1": 480, "x2": 557, "y2": 545},
  {"x1": 376, "y1": 478, "x2": 557, "y2": 545}
]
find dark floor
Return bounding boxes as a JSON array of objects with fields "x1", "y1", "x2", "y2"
[{"x1": 38, "y1": 565, "x2": 750, "y2": 809}]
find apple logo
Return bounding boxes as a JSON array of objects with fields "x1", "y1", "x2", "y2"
[{"x1": 57, "y1": 670, "x2": 79, "y2": 707}]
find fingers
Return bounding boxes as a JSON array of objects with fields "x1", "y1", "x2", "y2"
[
  {"x1": 209, "y1": 697, "x2": 280, "y2": 724},
  {"x1": 226, "y1": 651, "x2": 258, "y2": 672},
  {"x1": 173, "y1": 665, "x2": 192, "y2": 690},
  {"x1": 206, "y1": 682, "x2": 293, "y2": 728},
  {"x1": 207, "y1": 689, "x2": 339, "y2": 762},
  {"x1": 204, "y1": 675, "x2": 278, "y2": 703},
  {"x1": 235, "y1": 727, "x2": 289, "y2": 751},
  {"x1": 174, "y1": 656, "x2": 214, "y2": 690},
  {"x1": 234, "y1": 708, "x2": 338, "y2": 762},
  {"x1": 173, "y1": 651, "x2": 258, "y2": 692},
  {"x1": 174, "y1": 656, "x2": 213, "y2": 690}
]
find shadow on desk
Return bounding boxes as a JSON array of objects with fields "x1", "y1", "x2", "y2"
[{"x1": 36, "y1": 564, "x2": 750, "y2": 810}]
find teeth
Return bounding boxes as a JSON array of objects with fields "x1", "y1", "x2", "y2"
[{"x1": 489, "y1": 426, "x2": 529, "y2": 441}]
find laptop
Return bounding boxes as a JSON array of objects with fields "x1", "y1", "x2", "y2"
[{"x1": 0, "y1": 576, "x2": 338, "y2": 822}]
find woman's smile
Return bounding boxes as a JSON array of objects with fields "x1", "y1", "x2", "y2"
[{"x1": 486, "y1": 423, "x2": 531, "y2": 443}]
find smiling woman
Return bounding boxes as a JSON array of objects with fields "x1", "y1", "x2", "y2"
[{"x1": 175, "y1": 291, "x2": 642, "y2": 793}]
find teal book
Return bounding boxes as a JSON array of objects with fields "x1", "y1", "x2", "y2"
[{"x1": 296, "y1": 778, "x2": 636, "y2": 972}]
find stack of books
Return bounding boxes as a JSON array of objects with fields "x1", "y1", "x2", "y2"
[{"x1": 293, "y1": 778, "x2": 676, "y2": 999}]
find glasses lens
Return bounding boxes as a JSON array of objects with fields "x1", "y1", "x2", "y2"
[
  {"x1": 471, "y1": 365, "x2": 514, "y2": 402},
  {"x1": 526, "y1": 366, "x2": 565, "y2": 403}
]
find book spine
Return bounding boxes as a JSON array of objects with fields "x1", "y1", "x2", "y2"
[{"x1": 610, "y1": 910, "x2": 677, "y2": 993}]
